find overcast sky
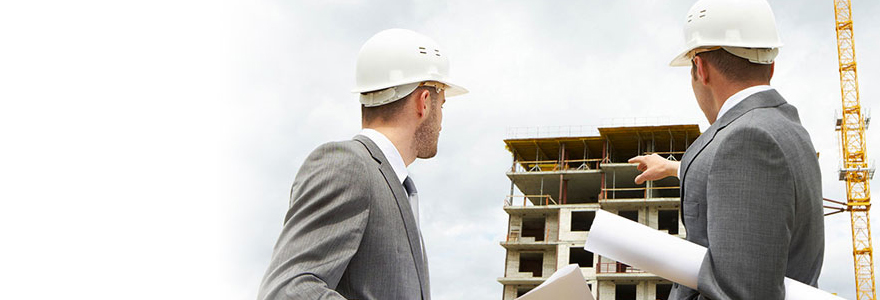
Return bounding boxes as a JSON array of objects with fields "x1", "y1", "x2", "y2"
[{"x1": 2, "y1": 0, "x2": 879, "y2": 299}]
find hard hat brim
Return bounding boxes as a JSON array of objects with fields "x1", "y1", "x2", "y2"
[
  {"x1": 443, "y1": 82, "x2": 468, "y2": 97},
  {"x1": 669, "y1": 45, "x2": 782, "y2": 67},
  {"x1": 353, "y1": 80, "x2": 468, "y2": 97},
  {"x1": 669, "y1": 48, "x2": 693, "y2": 67}
]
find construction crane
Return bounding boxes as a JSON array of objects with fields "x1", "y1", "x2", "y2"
[{"x1": 823, "y1": 0, "x2": 877, "y2": 299}]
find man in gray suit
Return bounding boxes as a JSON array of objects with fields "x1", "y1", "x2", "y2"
[
  {"x1": 629, "y1": 0, "x2": 824, "y2": 299},
  {"x1": 257, "y1": 28, "x2": 468, "y2": 300}
]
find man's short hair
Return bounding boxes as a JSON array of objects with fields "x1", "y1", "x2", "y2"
[
  {"x1": 361, "y1": 86, "x2": 438, "y2": 124},
  {"x1": 693, "y1": 49, "x2": 773, "y2": 83}
]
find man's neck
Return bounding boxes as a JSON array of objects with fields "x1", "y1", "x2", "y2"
[
  {"x1": 710, "y1": 81, "x2": 769, "y2": 123},
  {"x1": 363, "y1": 125, "x2": 416, "y2": 166}
]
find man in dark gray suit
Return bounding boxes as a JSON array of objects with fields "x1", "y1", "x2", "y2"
[
  {"x1": 629, "y1": 0, "x2": 824, "y2": 299},
  {"x1": 257, "y1": 28, "x2": 468, "y2": 300}
]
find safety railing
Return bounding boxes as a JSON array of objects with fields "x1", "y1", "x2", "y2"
[
  {"x1": 505, "y1": 195, "x2": 557, "y2": 207},
  {"x1": 505, "y1": 119, "x2": 677, "y2": 139},
  {"x1": 506, "y1": 125, "x2": 600, "y2": 139},
  {"x1": 596, "y1": 260, "x2": 644, "y2": 274},
  {"x1": 512, "y1": 159, "x2": 603, "y2": 173},
  {"x1": 601, "y1": 186, "x2": 680, "y2": 200}
]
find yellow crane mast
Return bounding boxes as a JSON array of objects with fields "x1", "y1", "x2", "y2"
[{"x1": 832, "y1": 0, "x2": 876, "y2": 299}]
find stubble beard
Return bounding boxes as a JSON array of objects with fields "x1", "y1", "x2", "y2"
[{"x1": 414, "y1": 102, "x2": 440, "y2": 159}]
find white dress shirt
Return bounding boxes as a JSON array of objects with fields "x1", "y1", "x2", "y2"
[
  {"x1": 359, "y1": 128, "x2": 420, "y2": 227},
  {"x1": 679, "y1": 85, "x2": 775, "y2": 179},
  {"x1": 716, "y1": 85, "x2": 774, "y2": 122}
]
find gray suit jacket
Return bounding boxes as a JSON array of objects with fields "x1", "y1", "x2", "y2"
[
  {"x1": 670, "y1": 90, "x2": 824, "y2": 300},
  {"x1": 258, "y1": 135, "x2": 430, "y2": 300}
]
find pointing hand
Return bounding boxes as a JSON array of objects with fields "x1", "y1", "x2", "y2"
[{"x1": 627, "y1": 154, "x2": 681, "y2": 185}]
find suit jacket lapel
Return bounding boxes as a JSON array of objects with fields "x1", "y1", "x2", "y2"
[
  {"x1": 354, "y1": 134, "x2": 429, "y2": 298},
  {"x1": 678, "y1": 121, "x2": 719, "y2": 227},
  {"x1": 680, "y1": 124, "x2": 718, "y2": 188}
]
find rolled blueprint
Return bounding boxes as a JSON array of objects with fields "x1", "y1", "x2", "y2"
[
  {"x1": 584, "y1": 209, "x2": 842, "y2": 300},
  {"x1": 516, "y1": 264, "x2": 595, "y2": 300}
]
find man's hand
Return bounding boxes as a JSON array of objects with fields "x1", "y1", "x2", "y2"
[{"x1": 628, "y1": 153, "x2": 681, "y2": 184}]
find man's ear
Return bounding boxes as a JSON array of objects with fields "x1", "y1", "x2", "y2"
[
  {"x1": 415, "y1": 89, "x2": 430, "y2": 119},
  {"x1": 694, "y1": 56, "x2": 710, "y2": 85},
  {"x1": 769, "y1": 62, "x2": 775, "y2": 81}
]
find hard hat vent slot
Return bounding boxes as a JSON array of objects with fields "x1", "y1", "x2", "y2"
[
  {"x1": 419, "y1": 46, "x2": 427, "y2": 54},
  {"x1": 434, "y1": 49, "x2": 441, "y2": 57},
  {"x1": 687, "y1": 14, "x2": 693, "y2": 23},
  {"x1": 699, "y1": 9, "x2": 707, "y2": 18}
]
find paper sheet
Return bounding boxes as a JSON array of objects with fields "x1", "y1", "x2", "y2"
[
  {"x1": 516, "y1": 264, "x2": 595, "y2": 300},
  {"x1": 584, "y1": 209, "x2": 843, "y2": 300}
]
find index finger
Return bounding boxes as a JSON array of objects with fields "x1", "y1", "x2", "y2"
[{"x1": 628, "y1": 156, "x2": 645, "y2": 164}]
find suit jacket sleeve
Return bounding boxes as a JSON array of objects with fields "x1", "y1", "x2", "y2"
[
  {"x1": 697, "y1": 125, "x2": 794, "y2": 300},
  {"x1": 258, "y1": 142, "x2": 372, "y2": 300}
]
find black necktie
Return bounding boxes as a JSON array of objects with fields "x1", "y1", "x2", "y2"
[{"x1": 403, "y1": 176, "x2": 420, "y2": 226}]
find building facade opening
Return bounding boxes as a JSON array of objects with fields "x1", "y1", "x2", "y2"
[
  {"x1": 571, "y1": 211, "x2": 595, "y2": 231},
  {"x1": 519, "y1": 252, "x2": 543, "y2": 277},
  {"x1": 619, "y1": 210, "x2": 638, "y2": 223},
  {"x1": 658, "y1": 210, "x2": 679, "y2": 234},
  {"x1": 656, "y1": 283, "x2": 672, "y2": 300},
  {"x1": 516, "y1": 286, "x2": 534, "y2": 297},
  {"x1": 521, "y1": 216, "x2": 545, "y2": 242},
  {"x1": 569, "y1": 248, "x2": 594, "y2": 267},
  {"x1": 615, "y1": 283, "x2": 637, "y2": 300}
]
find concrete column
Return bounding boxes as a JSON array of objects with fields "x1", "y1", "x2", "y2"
[
  {"x1": 599, "y1": 281, "x2": 615, "y2": 300},
  {"x1": 509, "y1": 215, "x2": 522, "y2": 242},
  {"x1": 591, "y1": 250, "x2": 598, "y2": 270},
  {"x1": 542, "y1": 249, "x2": 557, "y2": 278},
  {"x1": 547, "y1": 213, "x2": 559, "y2": 242},
  {"x1": 639, "y1": 207, "x2": 647, "y2": 225},
  {"x1": 506, "y1": 250, "x2": 518, "y2": 277},
  {"x1": 644, "y1": 281, "x2": 657, "y2": 300},
  {"x1": 636, "y1": 281, "x2": 647, "y2": 300},
  {"x1": 502, "y1": 285, "x2": 516, "y2": 300},
  {"x1": 557, "y1": 244, "x2": 568, "y2": 270},
  {"x1": 648, "y1": 207, "x2": 659, "y2": 230},
  {"x1": 559, "y1": 209, "x2": 571, "y2": 237}
]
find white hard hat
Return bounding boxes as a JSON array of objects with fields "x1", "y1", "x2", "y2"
[
  {"x1": 669, "y1": 0, "x2": 783, "y2": 67},
  {"x1": 353, "y1": 28, "x2": 468, "y2": 107}
]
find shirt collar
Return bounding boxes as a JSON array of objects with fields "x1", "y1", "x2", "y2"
[
  {"x1": 359, "y1": 128, "x2": 408, "y2": 185},
  {"x1": 717, "y1": 85, "x2": 774, "y2": 122}
]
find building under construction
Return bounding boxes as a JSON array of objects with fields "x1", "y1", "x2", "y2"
[{"x1": 498, "y1": 124, "x2": 701, "y2": 300}]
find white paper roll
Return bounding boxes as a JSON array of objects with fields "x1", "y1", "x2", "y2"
[
  {"x1": 516, "y1": 264, "x2": 595, "y2": 300},
  {"x1": 583, "y1": 209, "x2": 842, "y2": 300}
]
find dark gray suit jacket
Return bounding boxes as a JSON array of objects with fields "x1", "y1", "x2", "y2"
[
  {"x1": 258, "y1": 135, "x2": 430, "y2": 300},
  {"x1": 670, "y1": 90, "x2": 825, "y2": 300}
]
